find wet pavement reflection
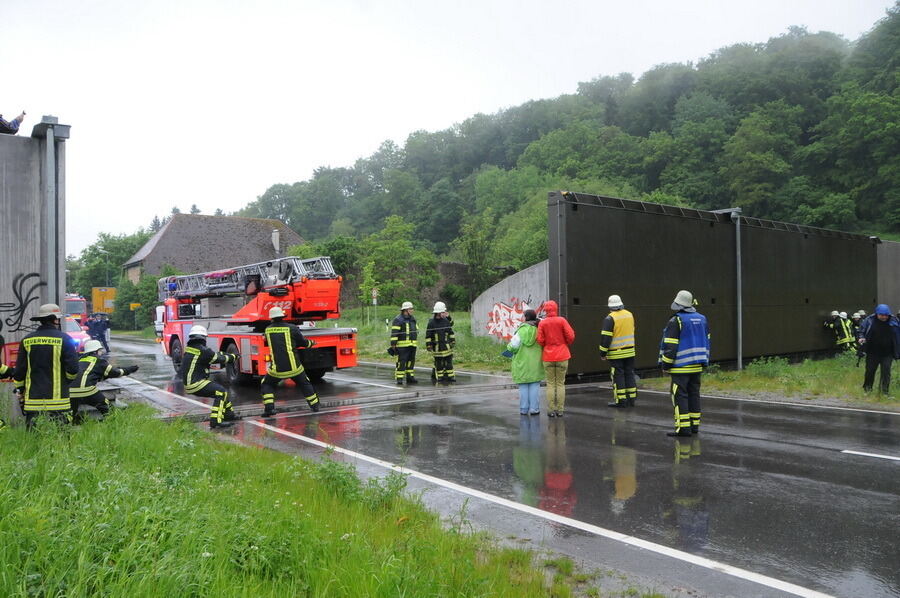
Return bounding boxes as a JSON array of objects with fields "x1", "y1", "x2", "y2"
[{"x1": 110, "y1": 336, "x2": 900, "y2": 598}]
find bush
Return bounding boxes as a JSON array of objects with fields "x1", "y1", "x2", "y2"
[{"x1": 439, "y1": 284, "x2": 470, "y2": 310}]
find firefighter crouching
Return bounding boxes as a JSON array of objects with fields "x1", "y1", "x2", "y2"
[
  {"x1": 12, "y1": 303, "x2": 80, "y2": 428},
  {"x1": 389, "y1": 301, "x2": 418, "y2": 385},
  {"x1": 600, "y1": 294, "x2": 637, "y2": 408},
  {"x1": 70, "y1": 339, "x2": 139, "y2": 422},
  {"x1": 659, "y1": 290, "x2": 710, "y2": 438},
  {"x1": 181, "y1": 325, "x2": 239, "y2": 428},
  {"x1": 426, "y1": 301, "x2": 456, "y2": 384},
  {"x1": 260, "y1": 306, "x2": 320, "y2": 416}
]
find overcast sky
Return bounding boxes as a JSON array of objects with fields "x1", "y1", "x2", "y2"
[{"x1": 1, "y1": 0, "x2": 893, "y2": 256}]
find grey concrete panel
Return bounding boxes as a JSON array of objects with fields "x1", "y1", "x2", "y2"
[
  {"x1": 876, "y1": 241, "x2": 900, "y2": 312},
  {"x1": 0, "y1": 129, "x2": 67, "y2": 352},
  {"x1": 470, "y1": 260, "x2": 548, "y2": 341}
]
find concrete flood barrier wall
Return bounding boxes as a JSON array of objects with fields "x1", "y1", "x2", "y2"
[
  {"x1": 547, "y1": 191, "x2": 879, "y2": 377},
  {"x1": 470, "y1": 260, "x2": 548, "y2": 341},
  {"x1": 0, "y1": 118, "x2": 70, "y2": 383}
]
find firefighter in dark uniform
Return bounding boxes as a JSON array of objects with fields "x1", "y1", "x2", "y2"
[
  {"x1": 389, "y1": 301, "x2": 419, "y2": 385},
  {"x1": 12, "y1": 303, "x2": 80, "y2": 428},
  {"x1": 823, "y1": 310, "x2": 854, "y2": 353},
  {"x1": 426, "y1": 301, "x2": 456, "y2": 384},
  {"x1": 181, "y1": 325, "x2": 239, "y2": 428},
  {"x1": 600, "y1": 294, "x2": 637, "y2": 408},
  {"x1": 260, "y1": 306, "x2": 320, "y2": 416},
  {"x1": 659, "y1": 290, "x2": 710, "y2": 438},
  {"x1": 70, "y1": 339, "x2": 139, "y2": 422}
]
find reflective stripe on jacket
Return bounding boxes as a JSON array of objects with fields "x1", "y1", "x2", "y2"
[
  {"x1": 71, "y1": 354, "x2": 126, "y2": 398},
  {"x1": 599, "y1": 309, "x2": 636, "y2": 359},
  {"x1": 391, "y1": 314, "x2": 418, "y2": 348},
  {"x1": 265, "y1": 322, "x2": 312, "y2": 378},
  {"x1": 659, "y1": 311, "x2": 710, "y2": 374},
  {"x1": 12, "y1": 324, "x2": 80, "y2": 411},
  {"x1": 181, "y1": 340, "x2": 232, "y2": 393},
  {"x1": 426, "y1": 316, "x2": 455, "y2": 356}
]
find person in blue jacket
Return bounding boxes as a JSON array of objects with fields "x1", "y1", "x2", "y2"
[
  {"x1": 659, "y1": 290, "x2": 710, "y2": 438},
  {"x1": 856, "y1": 304, "x2": 900, "y2": 394}
]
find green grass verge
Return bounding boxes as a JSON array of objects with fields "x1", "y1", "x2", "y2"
[
  {"x1": 0, "y1": 407, "x2": 562, "y2": 597},
  {"x1": 642, "y1": 351, "x2": 900, "y2": 408},
  {"x1": 336, "y1": 307, "x2": 509, "y2": 374}
]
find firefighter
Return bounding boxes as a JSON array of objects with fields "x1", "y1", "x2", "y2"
[
  {"x1": 599, "y1": 294, "x2": 637, "y2": 408},
  {"x1": 70, "y1": 339, "x2": 139, "y2": 422},
  {"x1": 389, "y1": 301, "x2": 418, "y2": 385},
  {"x1": 659, "y1": 290, "x2": 710, "y2": 438},
  {"x1": 823, "y1": 310, "x2": 854, "y2": 353},
  {"x1": 181, "y1": 325, "x2": 239, "y2": 428},
  {"x1": 12, "y1": 303, "x2": 80, "y2": 428},
  {"x1": 260, "y1": 306, "x2": 320, "y2": 416},
  {"x1": 426, "y1": 301, "x2": 456, "y2": 384}
]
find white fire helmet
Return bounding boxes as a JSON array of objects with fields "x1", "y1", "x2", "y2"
[
  {"x1": 840, "y1": 311, "x2": 847, "y2": 319},
  {"x1": 672, "y1": 290, "x2": 694, "y2": 309},
  {"x1": 607, "y1": 294, "x2": 624, "y2": 309},
  {"x1": 189, "y1": 325, "x2": 208, "y2": 338},
  {"x1": 83, "y1": 339, "x2": 103, "y2": 353},
  {"x1": 401, "y1": 301, "x2": 414, "y2": 311},
  {"x1": 433, "y1": 301, "x2": 447, "y2": 313},
  {"x1": 269, "y1": 306, "x2": 285, "y2": 319}
]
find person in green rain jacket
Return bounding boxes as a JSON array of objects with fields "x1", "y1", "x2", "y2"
[{"x1": 507, "y1": 309, "x2": 545, "y2": 415}]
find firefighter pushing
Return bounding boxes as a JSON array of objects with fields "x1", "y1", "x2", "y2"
[
  {"x1": 259, "y1": 306, "x2": 320, "y2": 416},
  {"x1": 181, "y1": 325, "x2": 240, "y2": 428},
  {"x1": 70, "y1": 339, "x2": 139, "y2": 422}
]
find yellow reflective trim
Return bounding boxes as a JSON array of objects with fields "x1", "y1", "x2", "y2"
[
  {"x1": 663, "y1": 337, "x2": 679, "y2": 344},
  {"x1": 601, "y1": 330, "x2": 613, "y2": 336}
]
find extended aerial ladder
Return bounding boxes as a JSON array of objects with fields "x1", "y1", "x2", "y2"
[{"x1": 157, "y1": 256, "x2": 356, "y2": 382}]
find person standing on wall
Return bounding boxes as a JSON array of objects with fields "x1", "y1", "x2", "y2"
[
  {"x1": 659, "y1": 290, "x2": 710, "y2": 438},
  {"x1": 70, "y1": 339, "x2": 139, "y2": 422},
  {"x1": 389, "y1": 301, "x2": 419, "y2": 385},
  {"x1": 537, "y1": 300, "x2": 575, "y2": 417},
  {"x1": 599, "y1": 294, "x2": 637, "y2": 408},
  {"x1": 181, "y1": 325, "x2": 239, "y2": 429},
  {"x1": 12, "y1": 304, "x2": 80, "y2": 428},
  {"x1": 507, "y1": 309, "x2": 544, "y2": 415},
  {"x1": 425, "y1": 301, "x2": 456, "y2": 384},
  {"x1": 856, "y1": 304, "x2": 900, "y2": 394},
  {"x1": 260, "y1": 306, "x2": 320, "y2": 416}
]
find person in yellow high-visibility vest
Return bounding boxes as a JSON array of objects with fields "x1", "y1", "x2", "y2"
[{"x1": 599, "y1": 295, "x2": 637, "y2": 408}]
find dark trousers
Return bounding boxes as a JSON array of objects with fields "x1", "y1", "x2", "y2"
[
  {"x1": 431, "y1": 354, "x2": 455, "y2": 381},
  {"x1": 24, "y1": 410, "x2": 71, "y2": 429},
  {"x1": 395, "y1": 346, "x2": 417, "y2": 381},
  {"x1": 193, "y1": 381, "x2": 235, "y2": 423},
  {"x1": 609, "y1": 356, "x2": 637, "y2": 404},
  {"x1": 863, "y1": 352, "x2": 893, "y2": 393},
  {"x1": 261, "y1": 372, "x2": 319, "y2": 408},
  {"x1": 72, "y1": 390, "x2": 110, "y2": 423},
  {"x1": 670, "y1": 372, "x2": 702, "y2": 432}
]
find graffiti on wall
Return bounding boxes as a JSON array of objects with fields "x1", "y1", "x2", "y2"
[
  {"x1": 1, "y1": 272, "x2": 46, "y2": 335},
  {"x1": 486, "y1": 296, "x2": 545, "y2": 341}
]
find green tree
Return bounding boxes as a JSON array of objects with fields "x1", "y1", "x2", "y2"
[
  {"x1": 359, "y1": 216, "x2": 438, "y2": 305},
  {"x1": 69, "y1": 231, "x2": 153, "y2": 299},
  {"x1": 452, "y1": 210, "x2": 497, "y2": 300}
]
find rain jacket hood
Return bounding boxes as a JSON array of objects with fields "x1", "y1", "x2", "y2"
[{"x1": 543, "y1": 300, "x2": 559, "y2": 317}]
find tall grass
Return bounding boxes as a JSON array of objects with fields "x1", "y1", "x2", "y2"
[
  {"x1": 0, "y1": 408, "x2": 554, "y2": 597},
  {"x1": 643, "y1": 352, "x2": 899, "y2": 406},
  {"x1": 337, "y1": 306, "x2": 509, "y2": 373}
]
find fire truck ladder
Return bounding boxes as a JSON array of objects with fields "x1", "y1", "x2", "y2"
[{"x1": 157, "y1": 256, "x2": 336, "y2": 301}]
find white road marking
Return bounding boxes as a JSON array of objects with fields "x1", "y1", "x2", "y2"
[
  {"x1": 841, "y1": 450, "x2": 900, "y2": 462},
  {"x1": 326, "y1": 375, "x2": 401, "y2": 390},
  {"x1": 247, "y1": 418, "x2": 834, "y2": 598},
  {"x1": 358, "y1": 360, "x2": 510, "y2": 379},
  {"x1": 601, "y1": 385, "x2": 900, "y2": 416}
]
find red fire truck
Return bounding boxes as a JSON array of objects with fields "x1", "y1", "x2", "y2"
[
  {"x1": 157, "y1": 256, "x2": 357, "y2": 383},
  {"x1": 64, "y1": 293, "x2": 90, "y2": 324}
]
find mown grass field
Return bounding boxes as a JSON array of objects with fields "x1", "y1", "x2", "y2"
[
  {"x1": 641, "y1": 351, "x2": 900, "y2": 408},
  {"x1": 1, "y1": 407, "x2": 640, "y2": 598}
]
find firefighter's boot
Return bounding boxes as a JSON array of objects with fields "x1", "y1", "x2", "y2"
[{"x1": 263, "y1": 404, "x2": 276, "y2": 417}]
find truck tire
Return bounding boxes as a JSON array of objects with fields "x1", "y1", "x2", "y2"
[
  {"x1": 223, "y1": 342, "x2": 253, "y2": 385},
  {"x1": 170, "y1": 337, "x2": 183, "y2": 374},
  {"x1": 306, "y1": 368, "x2": 327, "y2": 383}
]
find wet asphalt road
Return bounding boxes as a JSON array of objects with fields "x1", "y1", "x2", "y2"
[{"x1": 107, "y1": 336, "x2": 900, "y2": 598}]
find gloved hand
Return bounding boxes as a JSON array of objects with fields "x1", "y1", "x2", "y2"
[
  {"x1": 229, "y1": 352, "x2": 240, "y2": 363},
  {"x1": 306, "y1": 340, "x2": 316, "y2": 349},
  {"x1": 125, "y1": 365, "x2": 140, "y2": 374},
  {"x1": 387, "y1": 346, "x2": 397, "y2": 357}
]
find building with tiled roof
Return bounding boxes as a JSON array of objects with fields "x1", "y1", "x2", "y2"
[{"x1": 123, "y1": 214, "x2": 304, "y2": 283}]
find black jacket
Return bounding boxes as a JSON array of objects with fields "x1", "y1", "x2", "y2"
[
  {"x1": 12, "y1": 323, "x2": 80, "y2": 411},
  {"x1": 426, "y1": 315, "x2": 455, "y2": 355},
  {"x1": 391, "y1": 313, "x2": 418, "y2": 347},
  {"x1": 71, "y1": 354, "x2": 130, "y2": 398},
  {"x1": 264, "y1": 320, "x2": 313, "y2": 378},
  {"x1": 181, "y1": 338, "x2": 234, "y2": 392}
]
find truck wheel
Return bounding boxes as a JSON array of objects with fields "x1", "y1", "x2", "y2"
[
  {"x1": 170, "y1": 337, "x2": 183, "y2": 373},
  {"x1": 306, "y1": 368, "x2": 327, "y2": 383},
  {"x1": 223, "y1": 342, "x2": 253, "y2": 385}
]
